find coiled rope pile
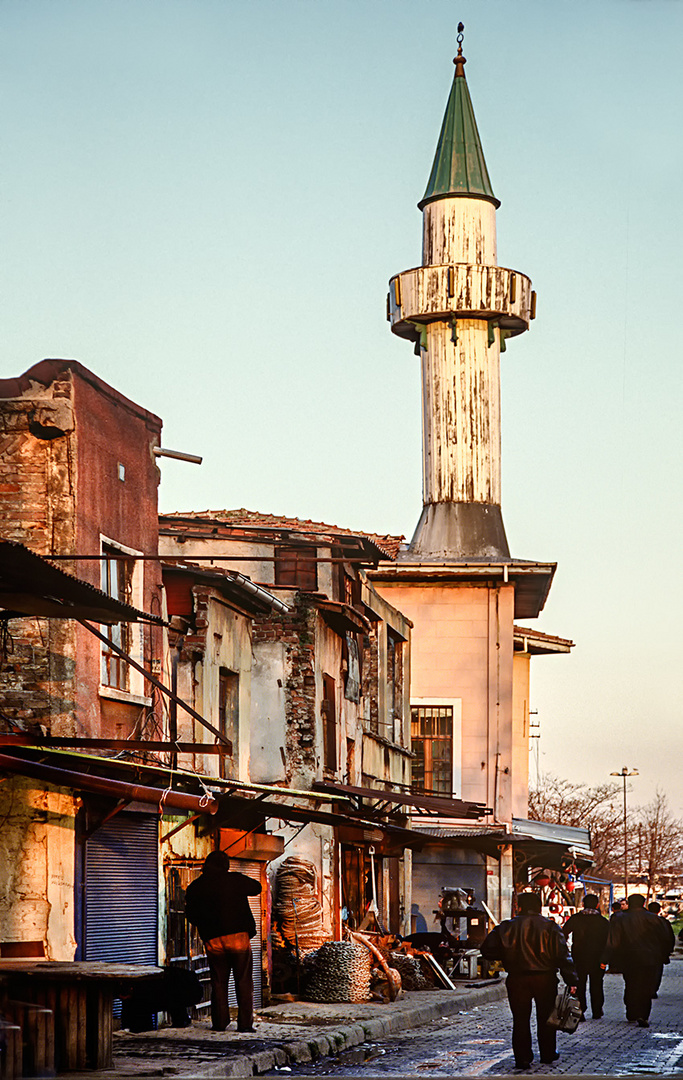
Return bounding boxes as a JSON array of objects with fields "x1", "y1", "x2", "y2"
[
  {"x1": 303, "y1": 941, "x2": 372, "y2": 1003},
  {"x1": 272, "y1": 856, "x2": 326, "y2": 953}
]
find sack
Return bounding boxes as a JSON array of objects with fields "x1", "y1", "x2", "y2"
[{"x1": 547, "y1": 986, "x2": 582, "y2": 1033}]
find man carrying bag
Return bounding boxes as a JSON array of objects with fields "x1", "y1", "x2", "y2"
[{"x1": 481, "y1": 893, "x2": 578, "y2": 1069}]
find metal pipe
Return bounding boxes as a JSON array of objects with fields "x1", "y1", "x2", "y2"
[
  {"x1": 0, "y1": 752, "x2": 218, "y2": 814},
  {"x1": 153, "y1": 447, "x2": 203, "y2": 465}
]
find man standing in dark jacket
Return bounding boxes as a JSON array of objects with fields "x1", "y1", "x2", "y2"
[
  {"x1": 185, "y1": 850, "x2": 262, "y2": 1032},
  {"x1": 481, "y1": 893, "x2": 577, "y2": 1070},
  {"x1": 562, "y1": 894, "x2": 609, "y2": 1019},
  {"x1": 603, "y1": 894, "x2": 674, "y2": 1027},
  {"x1": 647, "y1": 902, "x2": 676, "y2": 997}
]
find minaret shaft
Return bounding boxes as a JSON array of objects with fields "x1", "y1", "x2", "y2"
[
  {"x1": 421, "y1": 318, "x2": 501, "y2": 506},
  {"x1": 422, "y1": 198, "x2": 497, "y2": 266}
]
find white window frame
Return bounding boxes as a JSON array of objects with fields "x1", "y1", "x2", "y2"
[
  {"x1": 98, "y1": 534, "x2": 151, "y2": 706},
  {"x1": 410, "y1": 697, "x2": 462, "y2": 796}
]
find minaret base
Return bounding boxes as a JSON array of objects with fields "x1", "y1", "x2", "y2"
[{"x1": 407, "y1": 502, "x2": 510, "y2": 561}]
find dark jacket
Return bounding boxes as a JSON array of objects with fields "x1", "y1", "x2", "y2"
[
  {"x1": 185, "y1": 867, "x2": 262, "y2": 942},
  {"x1": 562, "y1": 909, "x2": 609, "y2": 966},
  {"x1": 658, "y1": 915, "x2": 676, "y2": 961},
  {"x1": 480, "y1": 913, "x2": 577, "y2": 985},
  {"x1": 603, "y1": 907, "x2": 674, "y2": 970}
]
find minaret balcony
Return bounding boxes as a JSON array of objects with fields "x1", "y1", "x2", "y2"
[{"x1": 388, "y1": 264, "x2": 532, "y2": 342}]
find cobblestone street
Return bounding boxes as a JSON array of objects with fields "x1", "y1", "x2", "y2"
[{"x1": 271, "y1": 958, "x2": 683, "y2": 1077}]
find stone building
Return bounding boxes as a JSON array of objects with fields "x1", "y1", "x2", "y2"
[{"x1": 158, "y1": 510, "x2": 420, "y2": 937}]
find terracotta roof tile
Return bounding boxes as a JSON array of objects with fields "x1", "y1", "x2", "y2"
[{"x1": 161, "y1": 509, "x2": 404, "y2": 561}]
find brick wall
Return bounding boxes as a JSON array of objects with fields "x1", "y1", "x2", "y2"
[
  {"x1": 0, "y1": 387, "x2": 77, "y2": 734},
  {"x1": 252, "y1": 593, "x2": 317, "y2": 780}
]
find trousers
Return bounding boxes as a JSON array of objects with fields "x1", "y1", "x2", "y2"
[
  {"x1": 623, "y1": 963, "x2": 659, "y2": 1023},
  {"x1": 575, "y1": 961, "x2": 604, "y2": 1016},
  {"x1": 204, "y1": 931, "x2": 254, "y2": 1032},
  {"x1": 506, "y1": 972, "x2": 558, "y2": 1066}
]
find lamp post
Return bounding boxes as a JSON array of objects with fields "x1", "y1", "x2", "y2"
[{"x1": 611, "y1": 767, "x2": 638, "y2": 900}]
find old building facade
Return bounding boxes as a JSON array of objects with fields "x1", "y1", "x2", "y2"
[{"x1": 159, "y1": 511, "x2": 416, "y2": 938}]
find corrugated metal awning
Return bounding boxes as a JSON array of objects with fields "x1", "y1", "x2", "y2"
[
  {"x1": 313, "y1": 780, "x2": 490, "y2": 820},
  {"x1": 0, "y1": 540, "x2": 164, "y2": 624}
]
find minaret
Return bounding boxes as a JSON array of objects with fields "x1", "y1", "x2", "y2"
[{"x1": 388, "y1": 26, "x2": 534, "y2": 561}]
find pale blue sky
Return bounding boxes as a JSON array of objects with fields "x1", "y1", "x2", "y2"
[{"x1": 2, "y1": 1, "x2": 682, "y2": 814}]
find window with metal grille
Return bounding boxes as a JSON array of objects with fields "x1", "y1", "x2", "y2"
[
  {"x1": 100, "y1": 546, "x2": 133, "y2": 689},
  {"x1": 411, "y1": 705, "x2": 453, "y2": 794},
  {"x1": 274, "y1": 545, "x2": 317, "y2": 590}
]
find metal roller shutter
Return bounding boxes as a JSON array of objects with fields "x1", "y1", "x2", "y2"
[
  {"x1": 84, "y1": 813, "x2": 159, "y2": 964},
  {"x1": 228, "y1": 859, "x2": 262, "y2": 1010}
]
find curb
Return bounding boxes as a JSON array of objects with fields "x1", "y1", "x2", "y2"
[{"x1": 178, "y1": 983, "x2": 507, "y2": 1078}]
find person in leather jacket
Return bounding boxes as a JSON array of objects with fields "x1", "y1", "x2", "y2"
[
  {"x1": 481, "y1": 892, "x2": 577, "y2": 1069},
  {"x1": 562, "y1": 894, "x2": 609, "y2": 1019},
  {"x1": 185, "y1": 850, "x2": 262, "y2": 1032},
  {"x1": 603, "y1": 894, "x2": 674, "y2": 1027}
]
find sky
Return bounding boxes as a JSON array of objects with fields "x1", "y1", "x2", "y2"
[{"x1": 2, "y1": 0, "x2": 682, "y2": 816}]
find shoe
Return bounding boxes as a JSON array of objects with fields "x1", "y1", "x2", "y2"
[
  {"x1": 593, "y1": 1012, "x2": 603, "y2": 1019},
  {"x1": 514, "y1": 1062, "x2": 533, "y2": 1070},
  {"x1": 579, "y1": 1014, "x2": 586, "y2": 1021},
  {"x1": 540, "y1": 1053, "x2": 560, "y2": 1064},
  {"x1": 653, "y1": 993, "x2": 658, "y2": 999},
  {"x1": 238, "y1": 1027, "x2": 256, "y2": 1033},
  {"x1": 637, "y1": 1019, "x2": 650, "y2": 1028}
]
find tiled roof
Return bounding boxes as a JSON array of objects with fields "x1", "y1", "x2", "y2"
[{"x1": 161, "y1": 509, "x2": 404, "y2": 561}]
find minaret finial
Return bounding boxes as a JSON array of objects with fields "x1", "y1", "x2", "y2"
[{"x1": 454, "y1": 22, "x2": 466, "y2": 77}]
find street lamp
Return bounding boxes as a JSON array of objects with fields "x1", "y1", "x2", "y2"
[{"x1": 610, "y1": 767, "x2": 638, "y2": 899}]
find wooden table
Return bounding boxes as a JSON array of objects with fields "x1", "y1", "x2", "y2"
[{"x1": 0, "y1": 961, "x2": 164, "y2": 1073}]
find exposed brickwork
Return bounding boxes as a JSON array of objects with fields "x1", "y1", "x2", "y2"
[
  {"x1": 0, "y1": 389, "x2": 77, "y2": 734},
  {"x1": 363, "y1": 627, "x2": 379, "y2": 735},
  {"x1": 252, "y1": 593, "x2": 318, "y2": 781}
]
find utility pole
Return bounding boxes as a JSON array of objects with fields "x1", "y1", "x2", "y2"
[{"x1": 611, "y1": 767, "x2": 638, "y2": 899}]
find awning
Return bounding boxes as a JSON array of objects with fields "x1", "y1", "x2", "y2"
[
  {"x1": 0, "y1": 743, "x2": 429, "y2": 852},
  {"x1": 410, "y1": 824, "x2": 513, "y2": 858},
  {"x1": 511, "y1": 817, "x2": 593, "y2": 872},
  {"x1": 313, "y1": 780, "x2": 490, "y2": 820},
  {"x1": 213, "y1": 790, "x2": 427, "y2": 849},
  {"x1": 304, "y1": 598, "x2": 372, "y2": 636},
  {"x1": 0, "y1": 540, "x2": 164, "y2": 624},
  {"x1": 0, "y1": 751, "x2": 218, "y2": 815}
]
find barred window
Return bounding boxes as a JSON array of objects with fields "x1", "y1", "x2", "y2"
[{"x1": 411, "y1": 705, "x2": 453, "y2": 794}]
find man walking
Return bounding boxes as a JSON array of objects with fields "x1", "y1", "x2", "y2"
[
  {"x1": 603, "y1": 894, "x2": 674, "y2": 1027},
  {"x1": 646, "y1": 901, "x2": 675, "y2": 998},
  {"x1": 185, "y1": 850, "x2": 262, "y2": 1032},
  {"x1": 562, "y1": 894, "x2": 609, "y2": 1019},
  {"x1": 481, "y1": 893, "x2": 577, "y2": 1070}
]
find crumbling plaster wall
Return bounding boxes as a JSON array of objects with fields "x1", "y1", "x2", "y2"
[{"x1": 0, "y1": 778, "x2": 77, "y2": 958}]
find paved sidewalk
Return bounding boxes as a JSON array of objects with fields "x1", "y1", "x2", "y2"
[
  {"x1": 270, "y1": 956, "x2": 683, "y2": 1077},
  {"x1": 64, "y1": 980, "x2": 505, "y2": 1079}
]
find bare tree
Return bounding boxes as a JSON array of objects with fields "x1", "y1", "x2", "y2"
[
  {"x1": 633, "y1": 790, "x2": 683, "y2": 900},
  {"x1": 529, "y1": 775, "x2": 683, "y2": 893},
  {"x1": 528, "y1": 773, "x2": 624, "y2": 877}
]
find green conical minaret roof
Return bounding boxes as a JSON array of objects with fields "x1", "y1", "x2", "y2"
[{"x1": 418, "y1": 42, "x2": 500, "y2": 211}]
